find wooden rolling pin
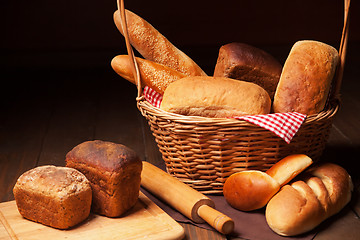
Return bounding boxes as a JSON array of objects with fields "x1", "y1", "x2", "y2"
[{"x1": 141, "y1": 161, "x2": 234, "y2": 235}]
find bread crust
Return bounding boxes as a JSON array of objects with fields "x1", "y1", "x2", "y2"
[
  {"x1": 223, "y1": 171, "x2": 280, "y2": 211},
  {"x1": 214, "y1": 42, "x2": 282, "y2": 99},
  {"x1": 265, "y1": 163, "x2": 353, "y2": 236},
  {"x1": 13, "y1": 165, "x2": 92, "y2": 229},
  {"x1": 111, "y1": 55, "x2": 186, "y2": 94},
  {"x1": 266, "y1": 154, "x2": 313, "y2": 186},
  {"x1": 160, "y1": 76, "x2": 271, "y2": 118},
  {"x1": 273, "y1": 40, "x2": 339, "y2": 114},
  {"x1": 113, "y1": 10, "x2": 207, "y2": 77},
  {"x1": 65, "y1": 140, "x2": 142, "y2": 217}
]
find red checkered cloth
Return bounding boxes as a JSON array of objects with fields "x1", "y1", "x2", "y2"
[
  {"x1": 144, "y1": 86, "x2": 162, "y2": 108},
  {"x1": 143, "y1": 86, "x2": 306, "y2": 143}
]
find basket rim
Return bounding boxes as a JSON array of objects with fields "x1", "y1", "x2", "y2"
[{"x1": 137, "y1": 96, "x2": 340, "y2": 126}]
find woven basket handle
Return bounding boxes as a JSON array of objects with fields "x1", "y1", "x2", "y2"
[
  {"x1": 117, "y1": 0, "x2": 142, "y2": 100},
  {"x1": 117, "y1": 0, "x2": 350, "y2": 101},
  {"x1": 332, "y1": 0, "x2": 351, "y2": 100}
]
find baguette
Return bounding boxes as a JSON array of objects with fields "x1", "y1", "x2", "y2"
[
  {"x1": 160, "y1": 76, "x2": 271, "y2": 118},
  {"x1": 113, "y1": 9, "x2": 207, "y2": 77},
  {"x1": 111, "y1": 55, "x2": 186, "y2": 94},
  {"x1": 266, "y1": 163, "x2": 353, "y2": 236},
  {"x1": 272, "y1": 40, "x2": 339, "y2": 115}
]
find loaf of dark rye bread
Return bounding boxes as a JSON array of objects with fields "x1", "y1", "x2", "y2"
[
  {"x1": 66, "y1": 140, "x2": 142, "y2": 217},
  {"x1": 13, "y1": 165, "x2": 92, "y2": 229}
]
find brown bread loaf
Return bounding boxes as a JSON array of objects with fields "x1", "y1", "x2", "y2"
[
  {"x1": 13, "y1": 165, "x2": 92, "y2": 229},
  {"x1": 66, "y1": 140, "x2": 142, "y2": 217},
  {"x1": 214, "y1": 42, "x2": 282, "y2": 99},
  {"x1": 272, "y1": 40, "x2": 339, "y2": 115}
]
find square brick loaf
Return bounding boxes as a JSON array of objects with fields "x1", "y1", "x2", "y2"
[
  {"x1": 65, "y1": 140, "x2": 142, "y2": 217},
  {"x1": 13, "y1": 165, "x2": 92, "y2": 229}
]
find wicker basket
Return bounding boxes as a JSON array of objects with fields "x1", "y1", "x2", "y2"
[{"x1": 117, "y1": 0, "x2": 350, "y2": 194}]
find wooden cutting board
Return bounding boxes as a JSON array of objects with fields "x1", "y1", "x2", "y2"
[{"x1": 0, "y1": 192, "x2": 185, "y2": 240}]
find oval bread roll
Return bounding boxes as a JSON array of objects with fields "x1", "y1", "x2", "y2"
[
  {"x1": 160, "y1": 76, "x2": 271, "y2": 118},
  {"x1": 223, "y1": 170, "x2": 280, "y2": 211},
  {"x1": 223, "y1": 154, "x2": 312, "y2": 211},
  {"x1": 266, "y1": 163, "x2": 353, "y2": 236},
  {"x1": 272, "y1": 40, "x2": 339, "y2": 115}
]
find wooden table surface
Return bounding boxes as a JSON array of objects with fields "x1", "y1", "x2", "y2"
[{"x1": 1, "y1": 44, "x2": 359, "y2": 239}]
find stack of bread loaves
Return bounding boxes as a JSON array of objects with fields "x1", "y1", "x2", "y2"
[
  {"x1": 112, "y1": 9, "x2": 339, "y2": 118},
  {"x1": 13, "y1": 140, "x2": 142, "y2": 229}
]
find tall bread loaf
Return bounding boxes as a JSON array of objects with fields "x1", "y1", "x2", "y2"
[
  {"x1": 273, "y1": 40, "x2": 339, "y2": 115},
  {"x1": 111, "y1": 55, "x2": 186, "y2": 94},
  {"x1": 266, "y1": 163, "x2": 353, "y2": 236},
  {"x1": 214, "y1": 42, "x2": 282, "y2": 99},
  {"x1": 113, "y1": 9, "x2": 207, "y2": 77},
  {"x1": 66, "y1": 140, "x2": 142, "y2": 217},
  {"x1": 160, "y1": 76, "x2": 271, "y2": 118},
  {"x1": 13, "y1": 165, "x2": 92, "y2": 229}
]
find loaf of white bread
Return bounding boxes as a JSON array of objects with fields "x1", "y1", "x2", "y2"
[
  {"x1": 160, "y1": 76, "x2": 271, "y2": 118},
  {"x1": 113, "y1": 9, "x2": 207, "y2": 77},
  {"x1": 273, "y1": 40, "x2": 339, "y2": 115},
  {"x1": 266, "y1": 163, "x2": 353, "y2": 236}
]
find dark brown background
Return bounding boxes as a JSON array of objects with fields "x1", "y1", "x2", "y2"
[{"x1": 1, "y1": 0, "x2": 359, "y2": 70}]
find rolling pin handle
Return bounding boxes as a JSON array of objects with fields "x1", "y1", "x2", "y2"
[{"x1": 197, "y1": 205, "x2": 234, "y2": 235}]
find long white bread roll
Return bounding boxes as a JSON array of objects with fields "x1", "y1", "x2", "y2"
[
  {"x1": 266, "y1": 163, "x2": 353, "y2": 236},
  {"x1": 113, "y1": 10, "x2": 207, "y2": 77},
  {"x1": 160, "y1": 76, "x2": 271, "y2": 118},
  {"x1": 266, "y1": 154, "x2": 313, "y2": 187},
  {"x1": 111, "y1": 55, "x2": 186, "y2": 94},
  {"x1": 272, "y1": 40, "x2": 339, "y2": 115}
]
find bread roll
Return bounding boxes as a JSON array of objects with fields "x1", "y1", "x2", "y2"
[
  {"x1": 160, "y1": 76, "x2": 271, "y2": 118},
  {"x1": 266, "y1": 154, "x2": 313, "y2": 186},
  {"x1": 113, "y1": 10, "x2": 207, "y2": 77},
  {"x1": 272, "y1": 40, "x2": 339, "y2": 115},
  {"x1": 223, "y1": 171, "x2": 280, "y2": 211},
  {"x1": 214, "y1": 42, "x2": 282, "y2": 99},
  {"x1": 65, "y1": 140, "x2": 142, "y2": 217},
  {"x1": 13, "y1": 165, "x2": 92, "y2": 229},
  {"x1": 266, "y1": 163, "x2": 353, "y2": 236},
  {"x1": 111, "y1": 55, "x2": 186, "y2": 94},
  {"x1": 223, "y1": 154, "x2": 312, "y2": 211}
]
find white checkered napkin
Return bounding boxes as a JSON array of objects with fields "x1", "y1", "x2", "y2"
[{"x1": 143, "y1": 86, "x2": 306, "y2": 143}]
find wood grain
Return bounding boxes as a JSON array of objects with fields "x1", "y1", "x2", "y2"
[{"x1": 0, "y1": 192, "x2": 184, "y2": 240}]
